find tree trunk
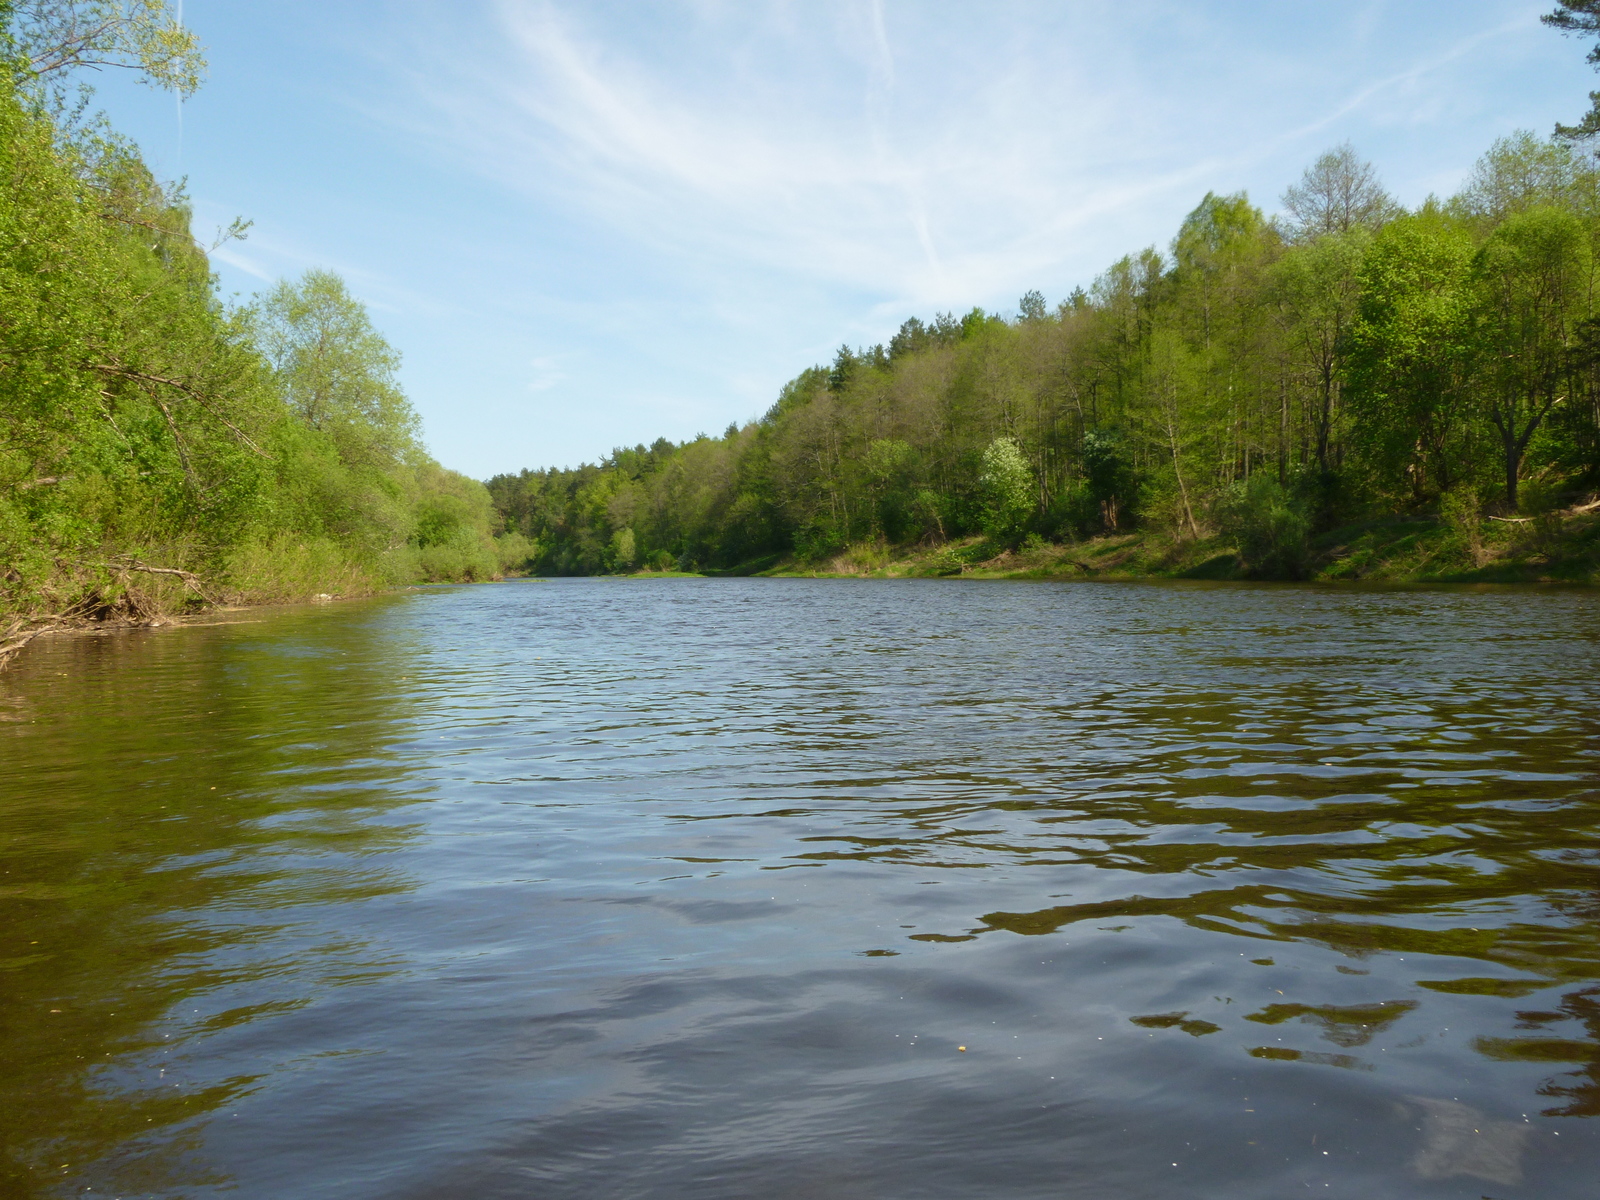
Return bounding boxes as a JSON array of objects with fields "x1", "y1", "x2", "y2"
[{"x1": 1167, "y1": 417, "x2": 1201, "y2": 540}]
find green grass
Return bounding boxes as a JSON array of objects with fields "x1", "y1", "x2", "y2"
[{"x1": 752, "y1": 506, "x2": 1600, "y2": 586}]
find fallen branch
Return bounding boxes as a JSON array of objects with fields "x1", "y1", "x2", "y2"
[
  {"x1": 1488, "y1": 516, "x2": 1533, "y2": 524},
  {"x1": 148, "y1": 391, "x2": 202, "y2": 493},
  {"x1": 101, "y1": 555, "x2": 217, "y2": 604},
  {"x1": 0, "y1": 557, "x2": 217, "y2": 671},
  {"x1": 0, "y1": 617, "x2": 66, "y2": 670}
]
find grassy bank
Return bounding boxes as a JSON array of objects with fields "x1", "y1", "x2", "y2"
[{"x1": 741, "y1": 501, "x2": 1600, "y2": 586}]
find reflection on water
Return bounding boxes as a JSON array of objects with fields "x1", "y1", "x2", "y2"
[
  {"x1": 0, "y1": 603, "x2": 426, "y2": 1196},
  {"x1": 2, "y1": 578, "x2": 1599, "y2": 1198}
]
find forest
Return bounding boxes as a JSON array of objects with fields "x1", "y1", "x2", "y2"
[
  {"x1": 9, "y1": 0, "x2": 1600, "y2": 633},
  {"x1": 488, "y1": 129, "x2": 1600, "y2": 582},
  {"x1": 0, "y1": 1, "x2": 513, "y2": 660}
]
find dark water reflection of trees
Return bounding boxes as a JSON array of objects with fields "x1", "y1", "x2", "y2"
[
  {"x1": 782, "y1": 675, "x2": 1600, "y2": 1120},
  {"x1": 0, "y1": 608, "x2": 425, "y2": 1198}
]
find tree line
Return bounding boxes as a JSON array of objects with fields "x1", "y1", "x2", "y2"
[
  {"x1": 490, "y1": 0, "x2": 1600, "y2": 579},
  {"x1": 1, "y1": 0, "x2": 512, "y2": 642},
  {"x1": 488, "y1": 127, "x2": 1600, "y2": 579}
]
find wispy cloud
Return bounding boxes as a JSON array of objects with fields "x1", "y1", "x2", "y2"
[
  {"x1": 526, "y1": 354, "x2": 566, "y2": 393},
  {"x1": 272, "y1": 0, "x2": 1586, "y2": 473},
  {"x1": 392, "y1": 0, "x2": 1551, "y2": 326}
]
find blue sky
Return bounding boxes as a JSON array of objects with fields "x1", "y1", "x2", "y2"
[{"x1": 88, "y1": 1, "x2": 1598, "y2": 478}]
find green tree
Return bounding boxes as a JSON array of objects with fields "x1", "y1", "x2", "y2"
[
  {"x1": 1469, "y1": 206, "x2": 1593, "y2": 508},
  {"x1": 1080, "y1": 428, "x2": 1136, "y2": 530},
  {"x1": 1219, "y1": 474, "x2": 1310, "y2": 579},
  {"x1": 978, "y1": 436, "x2": 1034, "y2": 540},
  {"x1": 9, "y1": 0, "x2": 205, "y2": 94},
  {"x1": 1018, "y1": 289, "x2": 1048, "y2": 322},
  {"x1": 0, "y1": 58, "x2": 279, "y2": 607},
  {"x1": 611, "y1": 526, "x2": 637, "y2": 570},
  {"x1": 1270, "y1": 227, "x2": 1368, "y2": 476},
  {"x1": 251, "y1": 270, "x2": 420, "y2": 473},
  {"x1": 1451, "y1": 132, "x2": 1597, "y2": 225},
  {"x1": 1346, "y1": 210, "x2": 1478, "y2": 504},
  {"x1": 1543, "y1": 1, "x2": 1600, "y2": 141}
]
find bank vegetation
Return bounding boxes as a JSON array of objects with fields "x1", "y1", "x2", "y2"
[
  {"x1": 489, "y1": 61, "x2": 1600, "y2": 588},
  {"x1": 0, "y1": 2, "x2": 522, "y2": 665}
]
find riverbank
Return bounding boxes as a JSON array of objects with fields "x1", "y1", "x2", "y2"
[
  {"x1": 738, "y1": 502, "x2": 1600, "y2": 585},
  {"x1": 0, "y1": 549, "x2": 490, "y2": 671},
  {"x1": 0, "y1": 580, "x2": 360, "y2": 671},
  {"x1": 0, "y1": 524, "x2": 538, "y2": 670},
  {"x1": 17, "y1": 505, "x2": 1591, "y2": 672}
]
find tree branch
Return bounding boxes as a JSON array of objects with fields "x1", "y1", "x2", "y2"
[
  {"x1": 89, "y1": 361, "x2": 274, "y2": 459},
  {"x1": 101, "y1": 553, "x2": 216, "y2": 602}
]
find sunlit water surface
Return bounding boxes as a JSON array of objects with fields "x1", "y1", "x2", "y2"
[{"x1": 4, "y1": 578, "x2": 1600, "y2": 1198}]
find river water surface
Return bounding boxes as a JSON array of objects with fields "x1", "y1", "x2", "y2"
[{"x1": 4, "y1": 578, "x2": 1600, "y2": 1198}]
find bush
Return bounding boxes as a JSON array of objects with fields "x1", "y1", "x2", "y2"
[
  {"x1": 1080, "y1": 429, "x2": 1138, "y2": 530},
  {"x1": 793, "y1": 518, "x2": 847, "y2": 563},
  {"x1": 1439, "y1": 484, "x2": 1485, "y2": 566},
  {"x1": 415, "y1": 528, "x2": 497, "y2": 582},
  {"x1": 223, "y1": 536, "x2": 380, "y2": 602},
  {"x1": 495, "y1": 532, "x2": 536, "y2": 573},
  {"x1": 1218, "y1": 475, "x2": 1310, "y2": 579},
  {"x1": 610, "y1": 527, "x2": 637, "y2": 571}
]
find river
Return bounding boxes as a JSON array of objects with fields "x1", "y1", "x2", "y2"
[{"x1": 3, "y1": 577, "x2": 1599, "y2": 1198}]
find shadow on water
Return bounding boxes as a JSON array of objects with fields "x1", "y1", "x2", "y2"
[{"x1": 0, "y1": 601, "x2": 428, "y2": 1197}]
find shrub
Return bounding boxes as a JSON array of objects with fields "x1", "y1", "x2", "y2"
[
  {"x1": 1219, "y1": 475, "x2": 1310, "y2": 579},
  {"x1": 793, "y1": 519, "x2": 847, "y2": 563},
  {"x1": 610, "y1": 527, "x2": 637, "y2": 571},
  {"x1": 1081, "y1": 429, "x2": 1138, "y2": 530},
  {"x1": 1439, "y1": 484, "x2": 1485, "y2": 566},
  {"x1": 495, "y1": 531, "x2": 536, "y2": 573}
]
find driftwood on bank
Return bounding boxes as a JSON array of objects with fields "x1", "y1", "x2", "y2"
[
  {"x1": 0, "y1": 618, "x2": 55, "y2": 669},
  {"x1": 0, "y1": 556, "x2": 217, "y2": 671},
  {"x1": 99, "y1": 554, "x2": 217, "y2": 604}
]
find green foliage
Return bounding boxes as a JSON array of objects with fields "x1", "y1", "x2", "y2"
[
  {"x1": 1218, "y1": 475, "x2": 1311, "y2": 579},
  {"x1": 11, "y1": 4, "x2": 1600, "y2": 615},
  {"x1": 1537, "y1": 4, "x2": 1600, "y2": 142},
  {"x1": 1439, "y1": 483, "x2": 1485, "y2": 565},
  {"x1": 487, "y1": 133, "x2": 1600, "y2": 577},
  {"x1": 11, "y1": 0, "x2": 207, "y2": 97},
  {"x1": 251, "y1": 270, "x2": 420, "y2": 475},
  {"x1": 1345, "y1": 209, "x2": 1478, "y2": 505},
  {"x1": 0, "y1": 40, "x2": 501, "y2": 621},
  {"x1": 611, "y1": 526, "x2": 636, "y2": 570},
  {"x1": 978, "y1": 436, "x2": 1035, "y2": 540},
  {"x1": 1469, "y1": 206, "x2": 1592, "y2": 508},
  {"x1": 1079, "y1": 429, "x2": 1137, "y2": 530}
]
